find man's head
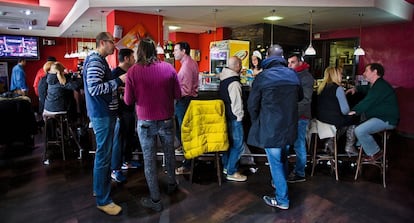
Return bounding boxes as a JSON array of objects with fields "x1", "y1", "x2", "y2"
[
  {"x1": 287, "y1": 54, "x2": 303, "y2": 69},
  {"x1": 363, "y1": 63, "x2": 384, "y2": 83},
  {"x1": 17, "y1": 58, "x2": 26, "y2": 66},
  {"x1": 118, "y1": 48, "x2": 135, "y2": 68},
  {"x1": 266, "y1": 44, "x2": 284, "y2": 58},
  {"x1": 228, "y1": 56, "x2": 242, "y2": 74},
  {"x1": 47, "y1": 56, "x2": 57, "y2": 62},
  {"x1": 136, "y1": 38, "x2": 158, "y2": 65},
  {"x1": 95, "y1": 32, "x2": 115, "y2": 57},
  {"x1": 173, "y1": 42, "x2": 190, "y2": 61}
]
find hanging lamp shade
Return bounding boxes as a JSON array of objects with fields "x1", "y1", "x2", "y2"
[
  {"x1": 305, "y1": 10, "x2": 316, "y2": 56},
  {"x1": 354, "y1": 12, "x2": 365, "y2": 56},
  {"x1": 156, "y1": 10, "x2": 164, "y2": 55}
]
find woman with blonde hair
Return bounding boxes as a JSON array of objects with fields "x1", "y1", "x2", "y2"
[{"x1": 316, "y1": 67, "x2": 359, "y2": 156}]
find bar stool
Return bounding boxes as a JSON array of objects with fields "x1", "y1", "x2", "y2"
[
  {"x1": 354, "y1": 130, "x2": 390, "y2": 188},
  {"x1": 43, "y1": 110, "x2": 69, "y2": 162},
  {"x1": 310, "y1": 119, "x2": 339, "y2": 181}
]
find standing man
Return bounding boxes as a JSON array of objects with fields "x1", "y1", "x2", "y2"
[
  {"x1": 83, "y1": 32, "x2": 125, "y2": 216},
  {"x1": 287, "y1": 53, "x2": 314, "y2": 183},
  {"x1": 111, "y1": 48, "x2": 137, "y2": 183},
  {"x1": 10, "y1": 58, "x2": 28, "y2": 96},
  {"x1": 347, "y1": 63, "x2": 399, "y2": 161},
  {"x1": 219, "y1": 56, "x2": 247, "y2": 182},
  {"x1": 247, "y1": 45, "x2": 302, "y2": 210},
  {"x1": 124, "y1": 38, "x2": 181, "y2": 212},
  {"x1": 173, "y1": 41, "x2": 199, "y2": 175}
]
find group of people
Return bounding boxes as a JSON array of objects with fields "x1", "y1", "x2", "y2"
[{"x1": 9, "y1": 30, "x2": 398, "y2": 215}]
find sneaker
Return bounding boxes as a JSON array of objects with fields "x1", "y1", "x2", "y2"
[
  {"x1": 287, "y1": 173, "x2": 306, "y2": 183},
  {"x1": 226, "y1": 172, "x2": 247, "y2": 182},
  {"x1": 97, "y1": 202, "x2": 122, "y2": 215},
  {"x1": 262, "y1": 196, "x2": 289, "y2": 210},
  {"x1": 175, "y1": 146, "x2": 183, "y2": 154},
  {"x1": 121, "y1": 161, "x2": 141, "y2": 170},
  {"x1": 223, "y1": 168, "x2": 227, "y2": 175},
  {"x1": 111, "y1": 170, "x2": 127, "y2": 183},
  {"x1": 175, "y1": 166, "x2": 191, "y2": 175},
  {"x1": 140, "y1": 197, "x2": 163, "y2": 212},
  {"x1": 43, "y1": 159, "x2": 50, "y2": 165}
]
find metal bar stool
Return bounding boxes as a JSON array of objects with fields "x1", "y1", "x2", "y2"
[
  {"x1": 354, "y1": 130, "x2": 389, "y2": 188},
  {"x1": 310, "y1": 119, "x2": 339, "y2": 181},
  {"x1": 43, "y1": 111, "x2": 69, "y2": 162}
]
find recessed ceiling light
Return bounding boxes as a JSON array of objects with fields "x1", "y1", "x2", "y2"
[
  {"x1": 168, "y1": 25, "x2": 181, "y2": 30},
  {"x1": 0, "y1": 11, "x2": 7, "y2": 16},
  {"x1": 264, "y1": 15, "x2": 283, "y2": 21},
  {"x1": 21, "y1": 10, "x2": 33, "y2": 15}
]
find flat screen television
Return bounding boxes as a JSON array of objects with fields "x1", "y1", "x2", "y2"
[{"x1": 0, "y1": 34, "x2": 40, "y2": 60}]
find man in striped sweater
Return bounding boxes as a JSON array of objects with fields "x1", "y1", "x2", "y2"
[{"x1": 83, "y1": 32, "x2": 126, "y2": 216}]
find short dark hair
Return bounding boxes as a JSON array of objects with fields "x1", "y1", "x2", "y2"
[
  {"x1": 136, "y1": 38, "x2": 159, "y2": 65},
  {"x1": 367, "y1": 63, "x2": 384, "y2": 77},
  {"x1": 175, "y1": 42, "x2": 191, "y2": 55},
  {"x1": 287, "y1": 53, "x2": 303, "y2": 62},
  {"x1": 118, "y1": 48, "x2": 134, "y2": 62},
  {"x1": 47, "y1": 56, "x2": 57, "y2": 62},
  {"x1": 17, "y1": 58, "x2": 25, "y2": 63}
]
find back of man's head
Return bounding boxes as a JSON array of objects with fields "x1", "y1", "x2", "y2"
[
  {"x1": 118, "y1": 48, "x2": 134, "y2": 62},
  {"x1": 267, "y1": 44, "x2": 284, "y2": 58},
  {"x1": 228, "y1": 56, "x2": 242, "y2": 73}
]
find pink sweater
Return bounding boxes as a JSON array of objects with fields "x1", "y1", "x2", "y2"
[{"x1": 124, "y1": 61, "x2": 181, "y2": 120}]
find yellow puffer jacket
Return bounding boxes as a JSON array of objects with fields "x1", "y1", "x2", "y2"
[{"x1": 181, "y1": 100, "x2": 229, "y2": 159}]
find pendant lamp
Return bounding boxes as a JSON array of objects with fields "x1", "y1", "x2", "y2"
[
  {"x1": 64, "y1": 37, "x2": 70, "y2": 58},
  {"x1": 156, "y1": 9, "x2": 165, "y2": 54},
  {"x1": 305, "y1": 10, "x2": 316, "y2": 55},
  {"x1": 354, "y1": 12, "x2": 365, "y2": 56},
  {"x1": 210, "y1": 8, "x2": 219, "y2": 52}
]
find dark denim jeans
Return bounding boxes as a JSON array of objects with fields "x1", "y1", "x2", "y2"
[
  {"x1": 90, "y1": 116, "x2": 116, "y2": 206},
  {"x1": 293, "y1": 119, "x2": 309, "y2": 177},
  {"x1": 137, "y1": 118, "x2": 176, "y2": 201}
]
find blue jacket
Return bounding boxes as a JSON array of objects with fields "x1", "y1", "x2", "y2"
[
  {"x1": 44, "y1": 73, "x2": 82, "y2": 112},
  {"x1": 247, "y1": 56, "x2": 303, "y2": 148},
  {"x1": 10, "y1": 64, "x2": 28, "y2": 92}
]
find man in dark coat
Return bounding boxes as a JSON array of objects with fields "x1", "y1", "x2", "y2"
[{"x1": 247, "y1": 44, "x2": 303, "y2": 210}]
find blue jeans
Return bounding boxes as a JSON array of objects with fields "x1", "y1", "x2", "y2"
[
  {"x1": 293, "y1": 119, "x2": 309, "y2": 177},
  {"x1": 137, "y1": 118, "x2": 176, "y2": 201},
  {"x1": 222, "y1": 120, "x2": 245, "y2": 175},
  {"x1": 265, "y1": 146, "x2": 290, "y2": 207},
  {"x1": 90, "y1": 116, "x2": 116, "y2": 206},
  {"x1": 354, "y1": 118, "x2": 395, "y2": 156},
  {"x1": 111, "y1": 118, "x2": 123, "y2": 170}
]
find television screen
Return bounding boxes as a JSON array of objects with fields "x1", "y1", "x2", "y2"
[{"x1": 0, "y1": 35, "x2": 40, "y2": 60}]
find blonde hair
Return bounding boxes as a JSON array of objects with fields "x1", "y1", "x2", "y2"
[
  {"x1": 50, "y1": 62, "x2": 67, "y2": 85},
  {"x1": 317, "y1": 67, "x2": 343, "y2": 95},
  {"x1": 43, "y1": 61, "x2": 54, "y2": 74}
]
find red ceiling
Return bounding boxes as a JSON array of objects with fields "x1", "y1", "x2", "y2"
[{"x1": 0, "y1": 0, "x2": 76, "y2": 26}]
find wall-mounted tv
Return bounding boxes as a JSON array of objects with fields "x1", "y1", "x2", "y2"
[{"x1": 0, "y1": 34, "x2": 40, "y2": 61}]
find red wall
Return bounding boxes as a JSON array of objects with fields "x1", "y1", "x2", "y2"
[{"x1": 169, "y1": 32, "x2": 199, "y2": 71}]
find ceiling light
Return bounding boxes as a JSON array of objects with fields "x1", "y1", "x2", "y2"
[
  {"x1": 354, "y1": 12, "x2": 365, "y2": 56},
  {"x1": 168, "y1": 25, "x2": 181, "y2": 31},
  {"x1": 21, "y1": 10, "x2": 32, "y2": 15},
  {"x1": 305, "y1": 10, "x2": 316, "y2": 56},
  {"x1": 264, "y1": 15, "x2": 283, "y2": 21}
]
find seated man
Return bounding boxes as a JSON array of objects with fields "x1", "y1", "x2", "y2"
[{"x1": 347, "y1": 63, "x2": 399, "y2": 161}]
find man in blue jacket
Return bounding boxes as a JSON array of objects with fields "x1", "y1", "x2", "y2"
[{"x1": 247, "y1": 44, "x2": 303, "y2": 210}]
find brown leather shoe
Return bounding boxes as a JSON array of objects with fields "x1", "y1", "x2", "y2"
[{"x1": 362, "y1": 150, "x2": 383, "y2": 162}]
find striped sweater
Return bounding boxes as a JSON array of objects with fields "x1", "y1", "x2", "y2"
[{"x1": 83, "y1": 51, "x2": 122, "y2": 118}]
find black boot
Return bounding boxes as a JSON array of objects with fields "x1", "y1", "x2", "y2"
[{"x1": 345, "y1": 125, "x2": 358, "y2": 157}]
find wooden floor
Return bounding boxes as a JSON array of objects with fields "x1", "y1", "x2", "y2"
[{"x1": 1, "y1": 132, "x2": 414, "y2": 223}]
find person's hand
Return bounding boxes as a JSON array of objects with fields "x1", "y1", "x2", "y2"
[
  {"x1": 348, "y1": 111, "x2": 356, "y2": 115},
  {"x1": 119, "y1": 73, "x2": 126, "y2": 83},
  {"x1": 346, "y1": 87, "x2": 356, "y2": 95}
]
